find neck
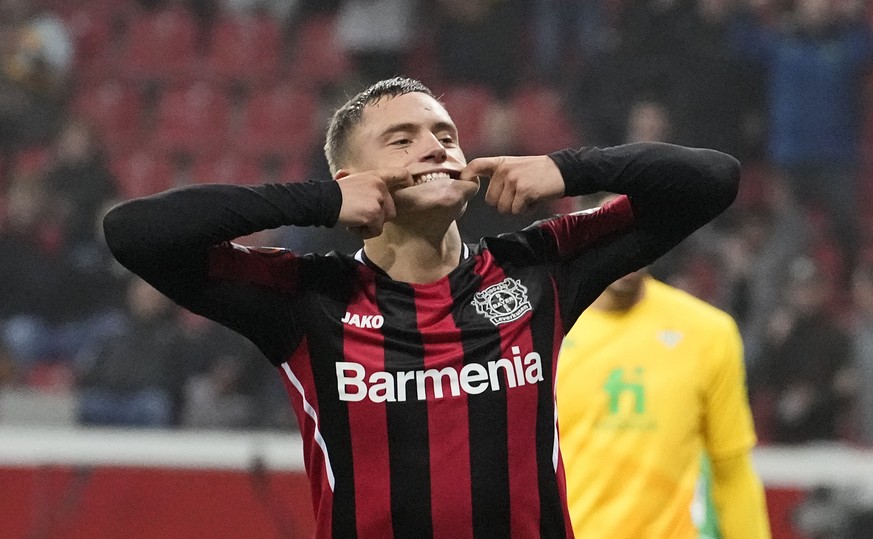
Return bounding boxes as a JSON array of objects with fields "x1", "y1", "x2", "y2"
[
  {"x1": 363, "y1": 222, "x2": 464, "y2": 283},
  {"x1": 590, "y1": 280, "x2": 646, "y2": 313}
]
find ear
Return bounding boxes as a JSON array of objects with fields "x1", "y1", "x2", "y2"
[{"x1": 334, "y1": 169, "x2": 351, "y2": 180}]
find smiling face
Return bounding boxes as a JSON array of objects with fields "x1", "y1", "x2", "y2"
[
  {"x1": 346, "y1": 92, "x2": 466, "y2": 177},
  {"x1": 339, "y1": 91, "x2": 479, "y2": 227}
]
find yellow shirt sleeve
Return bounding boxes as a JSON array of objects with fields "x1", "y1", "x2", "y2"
[
  {"x1": 703, "y1": 315, "x2": 770, "y2": 538},
  {"x1": 702, "y1": 315, "x2": 757, "y2": 458},
  {"x1": 711, "y1": 452, "x2": 771, "y2": 539}
]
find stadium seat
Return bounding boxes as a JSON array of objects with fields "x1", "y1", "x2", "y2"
[
  {"x1": 437, "y1": 84, "x2": 496, "y2": 157},
  {"x1": 152, "y1": 81, "x2": 230, "y2": 156},
  {"x1": 64, "y1": 7, "x2": 114, "y2": 81},
  {"x1": 71, "y1": 80, "x2": 142, "y2": 155},
  {"x1": 287, "y1": 14, "x2": 351, "y2": 87},
  {"x1": 236, "y1": 84, "x2": 320, "y2": 159},
  {"x1": 119, "y1": 7, "x2": 200, "y2": 82},
  {"x1": 509, "y1": 84, "x2": 579, "y2": 155},
  {"x1": 205, "y1": 15, "x2": 282, "y2": 84},
  {"x1": 110, "y1": 150, "x2": 173, "y2": 199},
  {"x1": 193, "y1": 153, "x2": 262, "y2": 186}
]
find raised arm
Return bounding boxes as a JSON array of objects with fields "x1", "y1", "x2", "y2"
[
  {"x1": 550, "y1": 142, "x2": 740, "y2": 260},
  {"x1": 103, "y1": 181, "x2": 342, "y2": 300},
  {"x1": 463, "y1": 142, "x2": 739, "y2": 259},
  {"x1": 102, "y1": 170, "x2": 412, "y2": 360},
  {"x1": 463, "y1": 143, "x2": 739, "y2": 327}
]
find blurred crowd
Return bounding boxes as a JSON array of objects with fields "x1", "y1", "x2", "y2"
[{"x1": 0, "y1": 0, "x2": 871, "y2": 444}]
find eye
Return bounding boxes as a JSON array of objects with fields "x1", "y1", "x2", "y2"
[
  {"x1": 390, "y1": 138, "x2": 412, "y2": 146},
  {"x1": 440, "y1": 135, "x2": 456, "y2": 146}
]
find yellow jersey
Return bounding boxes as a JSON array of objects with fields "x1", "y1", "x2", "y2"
[{"x1": 557, "y1": 277, "x2": 757, "y2": 538}]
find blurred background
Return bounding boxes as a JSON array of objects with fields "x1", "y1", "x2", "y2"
[{"x1": 0, "y1": 0, "x2": 872, "y2": 537}]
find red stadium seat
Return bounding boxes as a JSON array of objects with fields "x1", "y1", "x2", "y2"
[
  {"x1": 111, "y1": 150, "x2": 173, "y2": 199},
  {"x1": 205, "y1": 15, "x2": 282, "y2": 83},
  {"x1": 287, "y1": 14, "x2": 350, "y2": 87},
  {"x1": 71, "y1": 80, "x2": 142, "y2": 155},
  {"x1": 64, "y1": 7, "x2": 114, "y2": 81},
  {"x1": 509, "y1": 85, "x2": 579, "y2": 155},
  {"x1": 119, "y1": 7, "x2": 200, "y2": 82},
  {"x1": 437, "y1": 84, "x2": 496, "y2": 157},
  {"x1": 193, "y1": 153, "x2": 262, "y2": 186},
  {"x1": 237, "y1": 84, "x2": 320, "y2": 158},
  {"x1": 152, "y1": 81, "x2": 230, "y2": 156}
]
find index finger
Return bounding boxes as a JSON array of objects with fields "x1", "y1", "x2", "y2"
[
  {"x1": 460, "y1": 157, "x2": 503, "y2": 183},
  {"x1": 380, "y1": 168, "x2": 414, "y2": 191}
]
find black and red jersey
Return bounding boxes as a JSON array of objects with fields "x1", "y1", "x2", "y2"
[{"x1": 104, "y1": 143, "x2": 740, "y2": 538}]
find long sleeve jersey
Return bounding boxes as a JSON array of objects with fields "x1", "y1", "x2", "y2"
[{"x1": 103, "y1": 142, "x2": 739, "y2": 539}]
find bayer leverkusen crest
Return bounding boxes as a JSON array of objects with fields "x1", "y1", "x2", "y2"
[{"x1": 472, "y1": 278, "x2": 532, "y2": 326}]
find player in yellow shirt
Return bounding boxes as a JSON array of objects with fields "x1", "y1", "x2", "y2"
[{"x1": 557, "y1": 269, "x2": 770, "y2": 539}]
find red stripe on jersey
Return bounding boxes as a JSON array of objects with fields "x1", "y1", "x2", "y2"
[
  {"x1": 549, "y1": 286, "x2": 575, "y2": 535},
  {"x1": 499, "y1": 312, "x2": 541, "y2": 538},
  {"x1": 207, "y1": 243, "x2": 300, "y2": 292},
  {"x1": 543, "y1": 194, "x2": 635, "y2": 258},
  {"x1": 476, "y1": 251, "x2": 543, "y2": 537},
  {"x1": 345, "y1": 267, "x2": 394, "y2": 538},
  {"x1": 279, "y1": 338, "x2": 333, "y2": 538},
  {"x1": 415, "y1": 280, "x2": 474, "y2": 539}
]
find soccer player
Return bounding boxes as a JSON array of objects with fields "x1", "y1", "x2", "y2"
[
  {"x1": 557, "y1": 266, "x2": 770, "y2": 538},
  {"x1": 103, "y1": 77, "x2": 740, "y2": 538}
]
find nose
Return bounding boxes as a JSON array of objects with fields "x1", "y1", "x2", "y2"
[{"x1": 421, "y1": 133, "x2": 447, "y2": 163}]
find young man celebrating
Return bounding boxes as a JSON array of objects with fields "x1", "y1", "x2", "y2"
[
  {"x1": 557, "y1": 267, "x2": 770, "y2": 538},
  {"x1": 103, "y1": 78, "x2": 740, "y2": 538}
]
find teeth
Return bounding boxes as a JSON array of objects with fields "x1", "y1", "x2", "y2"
[{"x1": 414, "y1": 172, "x2": 452, "y2": 185}]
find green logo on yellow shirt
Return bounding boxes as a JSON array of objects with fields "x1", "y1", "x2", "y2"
[
  {"x1": 599, "y1": 367, "x2": 656, "y2": 430},
  {"x1": 604, "y1": 367, "x2": 645, "y2": 414}
]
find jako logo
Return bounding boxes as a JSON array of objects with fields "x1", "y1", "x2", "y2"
[
  {"x1": 341, "y1": 312, "x2": 384, "y2": 328},
  {"x1": 336, "y1": 346, "x2": 545, "y2": 402}
]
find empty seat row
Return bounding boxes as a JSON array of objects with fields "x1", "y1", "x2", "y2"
[
  {"x1": 65, "y1": 7, "x2": 348, "y2": 86},
  {"x1": 72, "y1": 80, "x2": 323, "y2": 158}
]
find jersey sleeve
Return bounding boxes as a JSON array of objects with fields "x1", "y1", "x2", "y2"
[
  {"x1": 102, "y1": 180, "x2": 342, "y2": 363},
  {"x1": 702, "y1": 316, "x2": 758, "y2": 459},
  {"x1": 487, "y1": 143, "x2": 740, "y2": 328}
]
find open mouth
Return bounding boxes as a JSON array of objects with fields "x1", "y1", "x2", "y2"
[{"x1": 413, "y1": 171, "x2": 459, "y2": 186}]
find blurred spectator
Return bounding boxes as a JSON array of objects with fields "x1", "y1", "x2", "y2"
[
  {"x1": 335, "y1": 0, "x2": 416, "y2": 83},
  {"x1": 624, "y1": 99, "x2": 673, "y2": 143},
  {"x1": 729, "y1": 0, "x2": 873, "y2": 272},
  {"x1": 0, "y1": 140, "x2": 124, "y2": 369},
  {"x1": 76, "y1": 278, "x2": 182, "y2": 427},
  {"x1": 751, "y1": 256, "x2": 852, "y2": 444},
  {"x1": 429, "y1": 0, "x2": 524, "y2": 99},
  {"x1": 530, "y1": 0, "x2": 608, "y2": 83},
  {"x1": 568, "y1": 0, "x2": 755, "y2": 155},
  {"x1": 0, "y1": 341, "x2": 15, "y2": 386},
  {"x1": 0, "y1": 170, "x2": 67, "y2": 364},
  {"x1": 44, "y1": 119, "x2": 116, "y2": 244},
  {"x1": 177, "y1": 313, "x2": 283, "y2": 429},
  {"x1": 850, "y1": 258, "x2": 873, "y2": 445},
  {"x1": 720, "y1": 175, "x2": 810, "y2": 367},
  {"x1": 0, "y1": 0, "x2": 72, "y2": 153},
  {"x1": 180, "y1": 353, "x2": 256, "y2": 429},
  {"x1": 221, "y1": 0, "x2": 298, "y2": 21}
]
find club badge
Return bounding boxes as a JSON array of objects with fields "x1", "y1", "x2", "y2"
[{"x1": 472, "y1": 278, "x2": 532, "y2": 326}]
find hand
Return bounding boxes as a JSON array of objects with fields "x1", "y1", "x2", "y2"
[
  {"x1": 335, "y1": 168, "x2": 413, "y2": 239},
  {"x1": 460, "y1": 155, "x2": 565, "y2": 214}
]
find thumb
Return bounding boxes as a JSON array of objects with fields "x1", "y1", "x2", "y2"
[
  {"x1": 381, "y1": 168, "x2": 414, "y2": 192},
  {"x1": 460, "y1": 157, "x2": 503, "y2": 183}
]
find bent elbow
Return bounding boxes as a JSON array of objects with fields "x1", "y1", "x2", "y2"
[
  {"x1": 698, "y1": 149, "x2": 741, "y2": 212},
  {"x1": 715, "y1": 153, "x2": 741, "y2": 208},
  {"x1": 102, "y1": 201, "x2": 144, "y2": 266}
]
